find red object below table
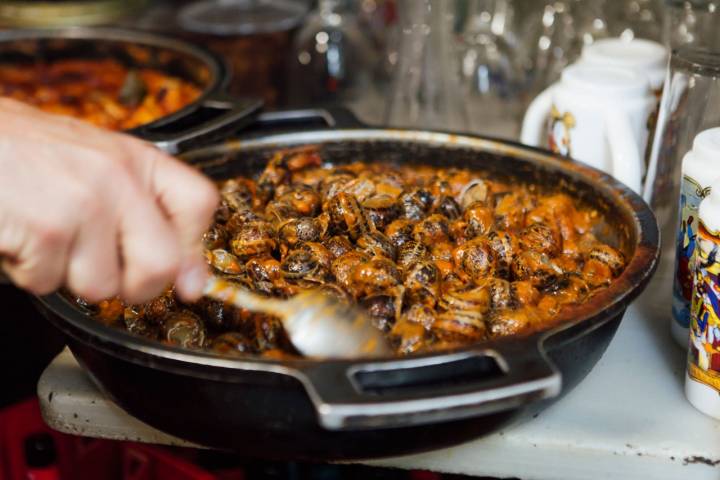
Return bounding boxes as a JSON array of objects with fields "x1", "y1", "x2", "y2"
[{"x1": 0, "y1": 398, "x2": 245, "y2": 480}]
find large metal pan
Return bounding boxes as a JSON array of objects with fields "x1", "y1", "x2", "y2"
[
  {"x1": 0, "y1": 27, "x2": 262, "y2": 153},
  {"x1": 35, "y1": 110, "x2": 659, "y2": 461}
]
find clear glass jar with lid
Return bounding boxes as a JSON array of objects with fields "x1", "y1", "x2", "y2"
[{"x1": 174, "y1": 0, "x2": 310, "y2": 107}]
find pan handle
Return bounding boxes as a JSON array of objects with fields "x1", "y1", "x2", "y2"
[
  {"x1": 296, "y1": 342, "x2": 561, "y2": 430},
  {"x1": 131, "y1": 93, "x2": 263, "y2": 155},
  {"x1": 249, "y1": 106, "x2": 368, "y2": 132}
]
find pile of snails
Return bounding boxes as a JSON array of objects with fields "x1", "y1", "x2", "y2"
[{"x1": 86, "y1": 146, "x2": 625, "y2": 358}]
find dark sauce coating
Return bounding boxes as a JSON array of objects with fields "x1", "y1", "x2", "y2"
[{"x1": 90, "y1": 146, "x2": 625, "y2": 358}]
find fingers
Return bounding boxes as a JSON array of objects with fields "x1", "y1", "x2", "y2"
[
  {"x1": 117, "y1": 187, "x2": 181, "y2": 304},
  {"x1": 0, "y1": 216, "x2": 73, "y2": 296},
  {"x1": 65, "y1": 213, "x2": 121, "y2": 303},
  {"x1": 0, "y1": 111, "x2": 214, "y2": 303},
  {"x1": 130, "y1": 142, "x2": 218, "y2": 301}
]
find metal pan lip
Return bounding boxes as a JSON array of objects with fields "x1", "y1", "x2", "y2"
[
  {"x1": 37, "y1": 128, "x2": 660, "y2": 373},
  {"x1": 0, "y1": 26, "x2": 230, "y2": 132}
]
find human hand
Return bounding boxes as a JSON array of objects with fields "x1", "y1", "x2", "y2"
[{"x1": 0, "y1": 98, "x2": 218, "y2": 303}]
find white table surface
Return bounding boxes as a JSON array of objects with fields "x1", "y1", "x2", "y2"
[{"x1": 37, "y1": 259, "x2": 720, "y2": 480}]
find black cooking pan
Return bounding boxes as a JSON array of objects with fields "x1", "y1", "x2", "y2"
[
  {"x1": 0, "y1": 27, "x2": 263, "y2": 153},
  {"x1": 35, "y1": 109, "x2": 659, "y2": 461}
]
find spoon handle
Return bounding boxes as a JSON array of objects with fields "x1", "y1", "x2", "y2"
[{"x1": 203, "y1": 276, "x2": 288, "y2": 317}]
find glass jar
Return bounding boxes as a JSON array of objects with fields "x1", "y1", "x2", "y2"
[
  {"x1": 127, "y1": 0, "x2": 308, "y2": 107},
  {"x1": 644, "y1": 48, "x2": 720, "y2": 247}
]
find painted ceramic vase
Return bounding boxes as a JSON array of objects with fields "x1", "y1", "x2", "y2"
[
  {"x1": 672, "y1": 128, "x2": 720, "y2": 348},
  {"x1": 686, "y1": 178, "x2": 720, "y2": 419}
]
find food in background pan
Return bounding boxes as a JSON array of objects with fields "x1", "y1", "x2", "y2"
[
  {"x1": 0, "y1": 58, "x2": 202, "y2": 130},
  {"x1": 81, "y1": 146, "x2": 625, "y2": 358}
]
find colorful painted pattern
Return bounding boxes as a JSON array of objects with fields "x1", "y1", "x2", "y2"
[
  {"x1": 547, "y1": 105, "x2": 575, "y2": 157},
  {"x1": 673, "y1": 175, "x2": 709, "y2": 333},
  {"x1": 688, "y1": 222, "x2": 720, "y2": 390}
]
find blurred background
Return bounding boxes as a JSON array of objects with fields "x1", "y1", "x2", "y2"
[{"x1": 2, "y1": 0, "x2": 709, "y2": 139}]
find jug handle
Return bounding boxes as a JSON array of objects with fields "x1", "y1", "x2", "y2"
[{"x1": 520, "y1": 86, "x2": 554, "y2": 147}]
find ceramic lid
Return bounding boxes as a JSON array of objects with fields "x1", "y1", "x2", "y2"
[
  {"x1": 178, "y1": 0, "x2": 308, "y2": 35},
  {"x1": 583, "y1": 38, "x2": 667, "y2": 71},
  {"x1": 561, "y1": 63, "x2": 651, "y2": 99},
  {"x1": 581, "y1": 38, "x2": 668, "y2": 89}
]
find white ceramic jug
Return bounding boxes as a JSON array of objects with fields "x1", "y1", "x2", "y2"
[{"x1": 520, "y1": 63, "x2": 655, "y2": 194}]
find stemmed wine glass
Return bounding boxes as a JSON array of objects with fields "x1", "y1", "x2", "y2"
[
  {"x1": 384, "y1": 0, "x2": 469, "y2": 131},
  {"x1": 518, "y1": 0, "x2": 609, "y2": 98},
  {"x1": 287, "y1": 0, "x2": 381, "y2": 122},
  {"x1": 457, "y1": 0, "x2": 526, "y2": 138}
]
